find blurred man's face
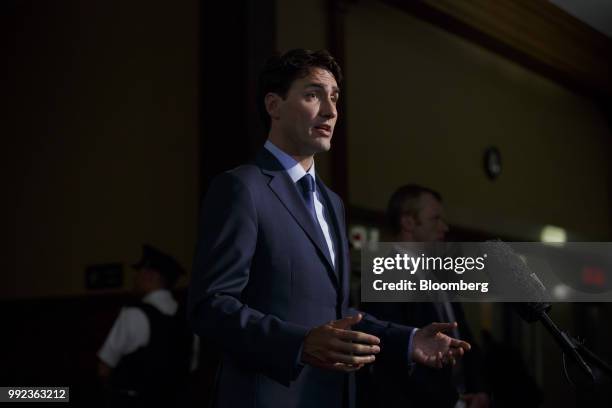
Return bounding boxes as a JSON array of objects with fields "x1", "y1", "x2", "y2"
[
  {"x1": 271, "y1": 67, "x2": 339, "y2": 156},
  {"x1": 133, "y1": 268, "x2": 158, "y2": 294},
  {"x1": 412, "y1": 193, "x2": 449, "y2": 242}
]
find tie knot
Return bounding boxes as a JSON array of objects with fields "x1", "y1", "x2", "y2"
[{"x1": 298, "y1": 174, "x2": 315, "y2": 194}]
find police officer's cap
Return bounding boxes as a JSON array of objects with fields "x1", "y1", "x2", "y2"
[{"x1": 132, "y1": 244, "x2": 185, "y2": 287}]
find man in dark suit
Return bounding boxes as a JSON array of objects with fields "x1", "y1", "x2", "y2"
[
  {"x1": 187, "y1": 49, "x2": 471, "y2": 408},
  {"x1": 360, "y1": 185, "x2": 489, "y2": 408}
]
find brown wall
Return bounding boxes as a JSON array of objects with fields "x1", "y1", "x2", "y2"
[
  {"x1": 6, "y1": 0, "x2": 199, "y2": 299},
  {"x1": 345, "y1": 0, "x2": 611, "y2": 241}
]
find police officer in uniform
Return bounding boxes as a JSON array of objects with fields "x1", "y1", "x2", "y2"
[{"x1": 97, "y1": 245, "x2": 196, "y2": 407}]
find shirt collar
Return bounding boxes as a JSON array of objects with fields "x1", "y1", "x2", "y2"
[
  {"x1": 142, "y1": 289, "x2": 172, "y2": 304},
  {"x1": 142, "y1": 289, "x2": 178, "y2": 315},
  {"x1": 264, "y1": 139, "x2": 316, "y2": 185}
]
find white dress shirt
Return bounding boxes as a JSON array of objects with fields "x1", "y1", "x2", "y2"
[{"x1": 264, "y1": 140, "x2": 336, "y2": 266}]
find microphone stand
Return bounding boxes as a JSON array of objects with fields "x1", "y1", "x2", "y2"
[
  {"x1": 539, "y1": 310, "x2": 612, "y2": 384},
  {"x1": 538, "y1": 311, "x2": 595, "y2": 381},
  {"x1": 571, "y1": 335, "x2": 612, "y2": 380}
]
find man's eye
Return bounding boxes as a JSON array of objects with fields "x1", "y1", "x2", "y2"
[{"x1": 305, "y1": 92, "x2": 317, "y2": 99}]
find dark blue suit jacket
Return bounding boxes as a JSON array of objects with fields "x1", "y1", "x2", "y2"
[{"x1": 188, "y1": 148, "x2": 415, "y2": 408}]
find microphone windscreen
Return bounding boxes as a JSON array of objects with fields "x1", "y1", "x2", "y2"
[{"x1": 480, "y1": 240, "x2": 551, "y2": 322}]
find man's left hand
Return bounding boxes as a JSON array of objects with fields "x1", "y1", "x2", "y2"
[{"x1": 411, "y1": 322, "x2": 471, "y2": 368}]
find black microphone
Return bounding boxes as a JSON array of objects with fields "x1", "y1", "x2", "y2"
[
  {"x1": 481, "y1": 240, "x2": 594, "y2": 380},
  {"x1": 480, "y1": 240, "x2": 551, "y2": 321}
]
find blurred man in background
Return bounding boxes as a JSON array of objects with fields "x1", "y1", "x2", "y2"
[
  {"x1": 97, "y1": 244, "x2": 196, "y2": 407},
  {"x1": 360, "y1": 185, "x2": 489, "y2": 408}
]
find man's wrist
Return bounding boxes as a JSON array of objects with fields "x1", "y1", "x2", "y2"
[
  {"x1": 298, "y1": 329, "x2": 312, "y2": 366},
  {"x1": 407, "y1": 328, "x2": 418, "y2": 368}
]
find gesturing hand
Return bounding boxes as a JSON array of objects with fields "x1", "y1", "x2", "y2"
[
  {"x1": 412, "y1": 322, "x2": 471, "y2": 368},
  {"x1": 301, "y1": 314, "x2": 381, "y2": 373}
]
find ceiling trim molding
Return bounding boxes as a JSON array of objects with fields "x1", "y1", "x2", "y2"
[{"x1": 382, "y1": 0, "x2": 612, "y2": 103}]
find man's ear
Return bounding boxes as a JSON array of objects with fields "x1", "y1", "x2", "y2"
[
  {"x1": 400, "y1": 213, "x2": 416, "y2": 233},
  {"x1": 265, "y1": 92, "x2": 282, "y2": 121}
]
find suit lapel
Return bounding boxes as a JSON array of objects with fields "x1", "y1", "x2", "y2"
[
  {"x1": 256, "y1": 149, "x2": 338, "y2": 286},
  {"x1": 316, "y1": 179, "x2": 348, "y2": 299}
]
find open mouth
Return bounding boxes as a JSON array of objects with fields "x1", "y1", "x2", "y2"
[{"x1": 313, "y1": 124, "x2": 332, "y2": 136}]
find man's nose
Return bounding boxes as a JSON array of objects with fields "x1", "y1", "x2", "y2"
[
  {"x1": 319, "y1": 97, "x2": 337, "y2": 119},
  {"x1": 441, "y1": 221, "x2": 449, "y2": 233}
]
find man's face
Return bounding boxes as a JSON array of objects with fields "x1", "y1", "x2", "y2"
[
  {"x1": 271, "y1": 67, "x2": 339, "y2": 156},
  {"x1": 412, "y1": 193, "x2": 449, "y2": 242},
  {"x1": 132, "y1": 268, "x2": 156, "y2": 294}
]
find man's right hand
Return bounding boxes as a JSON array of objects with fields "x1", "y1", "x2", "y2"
[{"x1": 301, "y1": 314, "x2": 381, "y2": 372}]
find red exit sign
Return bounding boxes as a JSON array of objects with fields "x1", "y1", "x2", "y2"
[{"x1": 581, "y1": 266, "x2": 606, "y2": 287}]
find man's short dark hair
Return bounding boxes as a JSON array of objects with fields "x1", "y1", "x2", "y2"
[
  {"x1": 257, "y1": 49, "x2": 342, "y2": 131},
  {"x1": 386, "y1": 184, "x2": 443, "y2": 234}
]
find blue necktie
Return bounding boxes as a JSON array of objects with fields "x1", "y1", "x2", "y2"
[
  {"x1": 298, "y1": 173, "x2": 336, "y2": 267},
  {"x1": 298, "y1": 174, "x2": 317, "y2": 220}
]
